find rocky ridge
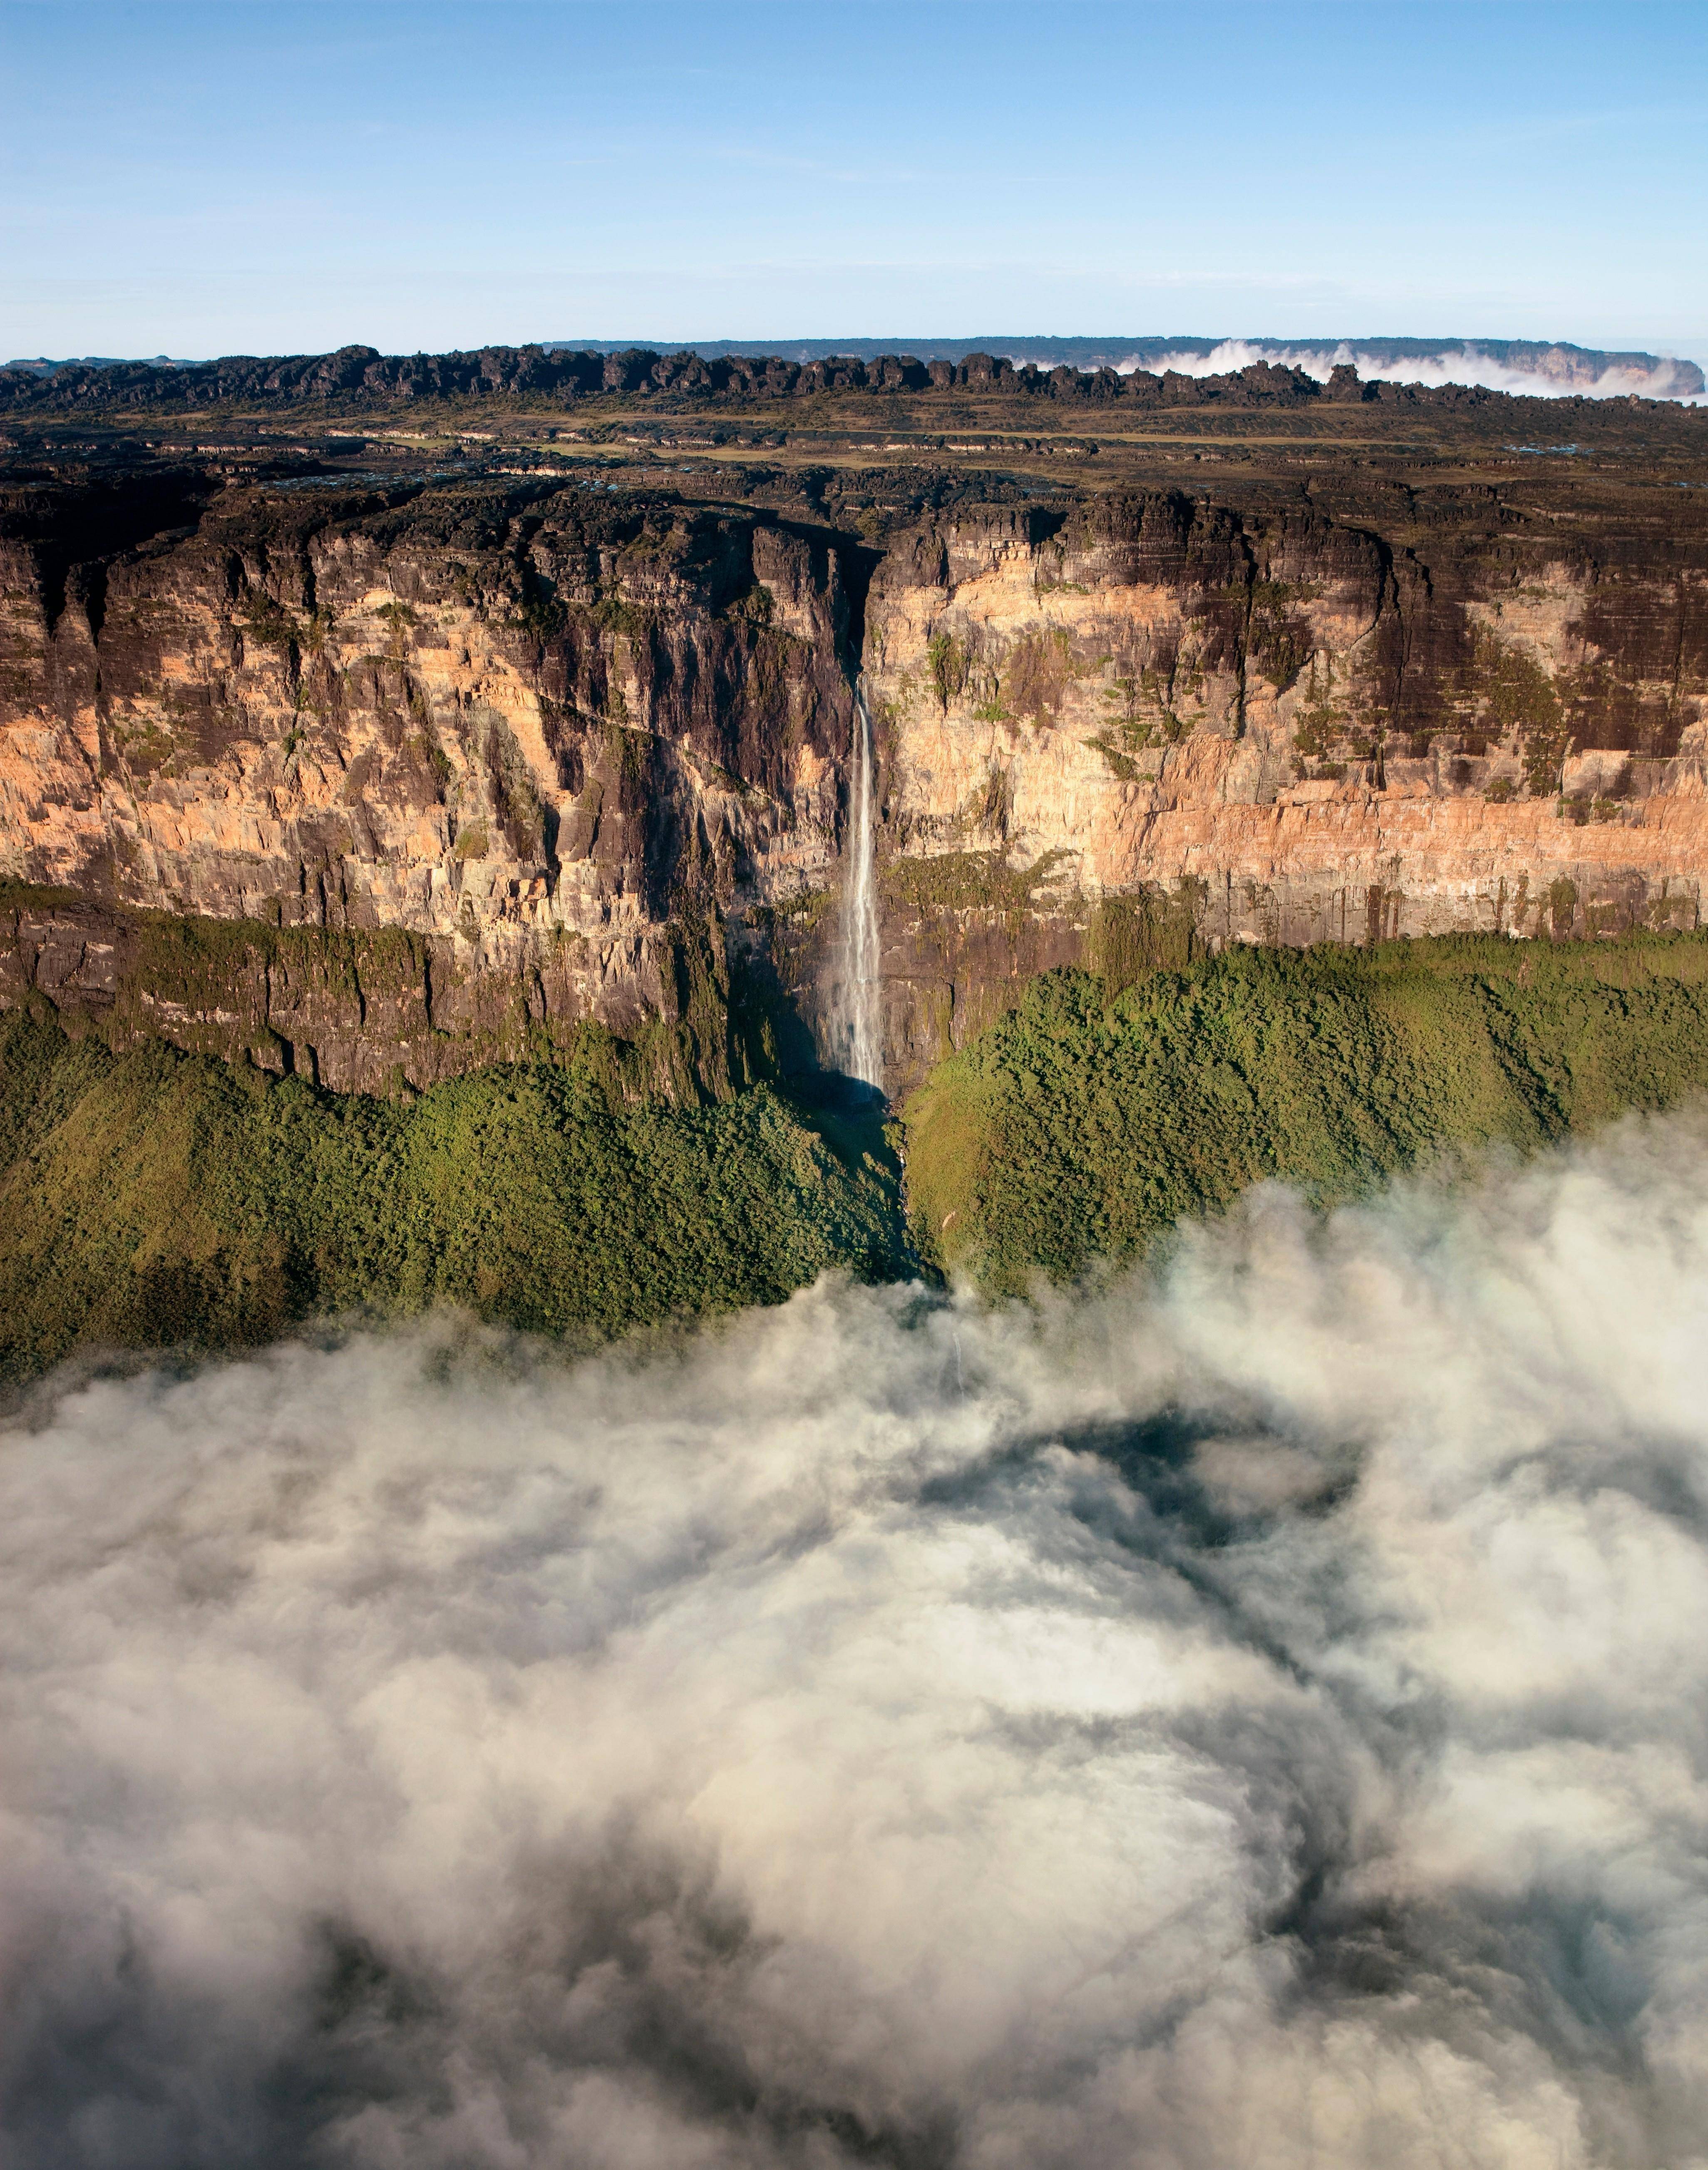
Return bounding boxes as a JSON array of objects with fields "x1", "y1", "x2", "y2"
[{"x1": 0, "y1": 343, "x2": 1671, "y2": 419}]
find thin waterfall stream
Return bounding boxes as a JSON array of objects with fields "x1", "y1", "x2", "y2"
[{"x1": 838, "y1": 682, "x2": 883, "y2": 1091}]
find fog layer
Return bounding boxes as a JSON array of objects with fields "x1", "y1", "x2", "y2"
[
  {"x1": 7, "y1": 1118, "x2": 1708, "y2": 2169},
  {"x1": 1118, "y1": 337, "x2": 1706, "y2": 401}
]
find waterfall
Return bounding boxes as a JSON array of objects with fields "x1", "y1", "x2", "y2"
[{"x1": 838, "y1": 683, "x2": 883, "y2": 1091}]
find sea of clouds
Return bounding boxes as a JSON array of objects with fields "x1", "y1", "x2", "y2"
[
  {"x1": 7, "y1": 1116, "x2": 1708, "y2": 2168},
  {"x1": 1115, "y1": 339, "x2": 1708, "y2": 403}
]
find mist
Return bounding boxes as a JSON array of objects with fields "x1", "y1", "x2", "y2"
[
  {"x1": 7, "y1": 1116, "x2": 1708, "y2": 2169},
  {"x1": 1114, "y1": 338, "x2": 1707, "y2": 403}
]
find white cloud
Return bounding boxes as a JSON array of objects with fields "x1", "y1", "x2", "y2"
[
  {"x1": 7, "y1": 1114, "x2": 1708, "y2": 2165},
  {"x1": 1111, "y1": 338, "x2": 1707, "y2": 402}
]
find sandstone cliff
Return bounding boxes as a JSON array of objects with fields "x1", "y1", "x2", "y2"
[
  {"x1": 0, "y1": 474, "x2": 861, "y2": 1086},
  {"x1": 5, "y1": 471, "x2": 1706, "y2": 1095},
  {"x1": 853, "y1": 495, "x2": 1708, "y2": 1077}
]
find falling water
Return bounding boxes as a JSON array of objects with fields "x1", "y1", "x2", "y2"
[{"x1": 838, "y1": 683, "x2": 883, "y2": 1091}]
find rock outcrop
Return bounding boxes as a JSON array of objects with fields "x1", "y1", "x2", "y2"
[
  {"x1": 851, "y1": 495, "x2": 1708, "y2": 1078},
  {"x1": 0, "y1": 344, "x2": 1360, "y2": 415},
  {"x1": 5, "y1": 471, "x2": 1707, "y2": 1094}
]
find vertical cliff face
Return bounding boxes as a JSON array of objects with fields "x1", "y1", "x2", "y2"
[
  {"x1": 5, "y1": 472, "x2": 1708, "y2": 1098},
  {"x1": 0, "y1": 478, "x2": 863, "y2": 1075},
  {"x1": 834, "y1": 494, "x2": 1708, "y2": 1085}
]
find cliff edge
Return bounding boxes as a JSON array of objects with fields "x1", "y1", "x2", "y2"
[{"x1": 4, "y1": 463, "x2": 1706, "y2": 1094}]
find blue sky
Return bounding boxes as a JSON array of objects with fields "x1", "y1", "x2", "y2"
[{"x1": 3, "y1": 0, "x2": 1705, "y2": 360}]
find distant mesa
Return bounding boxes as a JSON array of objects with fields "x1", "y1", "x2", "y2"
[{"x1": 3, "y1": 353, "x2": 196, "y2": 375}]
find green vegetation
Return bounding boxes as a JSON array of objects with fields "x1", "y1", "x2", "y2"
[
  {"x1": 1247, "y1": 584, "x2": 1315, "y2": 695},
  {"x1": 904, "y1": 933, "x2": 1708, "y2": 1293},
  {"x1": 238, "y1": 590, "x2": 302, "y2": 650},
  {"x1": 10, "y1": 906, "x2": 1708, "y2": 1381},
  {"x1": 1291, "y1": 659, "x2": 1348, "y2": 767},
  {"x1": 1473, "y1": 630, "x2": 1569, "y2": 795},
  {"x1": 926, "y1": 631, "x2": 969, "y2": 708},
  {"x1": 1086, "y1": 885, "x2": 1204, "y2": 989},
  {"x1": 1094, "y1": 668, "x2": 1189, "y2": 762},
  {"x1": 724, "y1": 582, "x2": 775, "y2": 626},
  {"x1": 881, "y1": 847, "x2": 1072, "y2": 917},
  {"x1": 0, "y1": 1004, "x2": 907, "y2": 1385}
]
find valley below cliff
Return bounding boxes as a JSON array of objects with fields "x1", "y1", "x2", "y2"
[{"x1": 2, "y1": 353, "x2": 1707, "y2": 1375}]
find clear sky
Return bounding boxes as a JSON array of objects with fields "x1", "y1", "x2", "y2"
[{"x1": 3, "y1": 0, "x2": 1705, "y2": 362}]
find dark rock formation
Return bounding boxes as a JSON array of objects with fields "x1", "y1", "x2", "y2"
[{"x1": 3, "y1": 342, "x2": 1662, "y2": 420}]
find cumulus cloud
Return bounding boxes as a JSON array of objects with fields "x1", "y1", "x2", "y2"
[{"x1": 7, "y1": 1115, "x2": 1708, "y2": 2167}]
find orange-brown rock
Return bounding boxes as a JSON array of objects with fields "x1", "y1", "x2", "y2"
[
  {"x1": 849, "y1": 497, "x2": 1708, "y2": 1078},
  {"x1": 0, "y1": 476, "x2": 856, "y2": 1068},
  {"x1": 4, "y1": 473, "x2": 1707, "y2": 1094}
]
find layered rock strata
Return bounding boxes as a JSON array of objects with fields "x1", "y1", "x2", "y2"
[
  {"x1": 852, "y1": 496, "x2": 1708, "y2": 1076},
  {"x1": 4, "y1": 474, "x2": 1706, "y2": 1094},
  {"x1": 0, "y1": 478, "x2": 857, "y2": 1074}
]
